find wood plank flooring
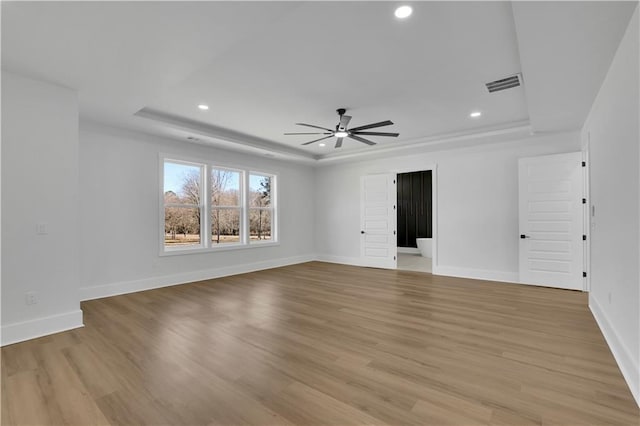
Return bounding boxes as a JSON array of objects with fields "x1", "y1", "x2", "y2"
[{"x1": 2, "y1": 261, "x2": 638, "y2": 425}]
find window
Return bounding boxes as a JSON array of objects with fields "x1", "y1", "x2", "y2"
[
  {"x1": 163, "y1": 161, "x2": 203, "y2": 250},
  {"x1": 211, "y1": 168, "x2": 242, "y2": 245},
  {"x1": 249, "y1": 173, "x2": 273, "y2": 243},
  {"x1": 161, "y1": 157, "x2": 277, "y2": 254}
]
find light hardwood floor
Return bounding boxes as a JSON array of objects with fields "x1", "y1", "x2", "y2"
[{"x1": 2, "y1": 262, "x2": 638, "y2": 425}]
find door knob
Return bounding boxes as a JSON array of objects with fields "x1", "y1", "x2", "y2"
[
  {"x1": 361, "y1": 231, "x2": 365, "y2": 234},
  {"x1": 520, "y1": 234, "x2": 530, "y2": 239}
]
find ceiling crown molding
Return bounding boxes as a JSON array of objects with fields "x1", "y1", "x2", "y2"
[
  {"x1": 134, "y1": 108, "x2": 318, "y2": 162},
  {"x1": 316, "y1": 121, "x2": 533, "y2": 164}
]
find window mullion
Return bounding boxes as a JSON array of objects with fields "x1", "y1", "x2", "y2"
[
  {"x1": 164, "y1": 203, "x2": 199, "y2": 208},
  {"x1": 203, "y1": 165, "x2": 210, "y2": 248},
  {"x1": 243, "y1": 172, "x2": 247, "y2": 245}
]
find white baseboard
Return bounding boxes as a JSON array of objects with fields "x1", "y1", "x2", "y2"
[
  {"x1": 315, "y1": 254, "x2": 366, "y2": 267},
  {"x1": 79, "y1": 254, "x2": 316, "y2": 301},
  {"x1": 317, "y1": 255, "x2": 398, "y2": 270},
  {"x1": 316, "y1": 256, "x2": 520, "y2": 284},
  {"x1": 1, "y1": 310, "x2": 84, "y2": 347},
  {"x1": 433, "y1": 265, "x2": 519, "y2": 284},
  {"x1": 590, "y1": 294, "x2": 639, "y2": 407},
  {"x1": 397, "y1": 247, "x2": 420, "y2": 254}
]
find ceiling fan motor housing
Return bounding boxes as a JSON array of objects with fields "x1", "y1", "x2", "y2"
[{"x1": 336, "y1": 108, "x2": 347, "y2": 131}]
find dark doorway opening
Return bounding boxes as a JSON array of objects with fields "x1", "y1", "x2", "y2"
[{"x1": 397, "y1": 170, "x2": 432, "y2": 248}]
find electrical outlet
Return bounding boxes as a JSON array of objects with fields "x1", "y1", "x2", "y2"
[
  {"x1": 25, "y1": 291, "x2": 39, "y2": 305},
  {"x1": 36, "y1": 223, "x2": 48, "y2": 235}
]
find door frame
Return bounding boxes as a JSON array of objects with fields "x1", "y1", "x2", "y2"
[
  {"x1": 393, "y1": 164, "x2": 438, "y2": 272},
  {"x1": 582, "y1": 138, "x2": 591, "y2": 292}
]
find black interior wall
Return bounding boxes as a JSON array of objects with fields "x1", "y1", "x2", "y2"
[{"x1": 397, "y1": 170, "x2": 432, "y2": 248}]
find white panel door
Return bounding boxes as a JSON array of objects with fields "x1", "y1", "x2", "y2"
[
  {"x1": 360, "y1": 174, "x2": 397, "y2": 269},
  {"x1": 518, "y1": 152, "x2": 584, "y2": 290}
]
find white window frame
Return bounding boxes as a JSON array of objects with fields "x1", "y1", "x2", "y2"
[
  {"x1": 161, "y1": 159, "x2": 205, "y2": 253},
  {"x1": 210, "y1": 166, "x2": 244, "y2": 247},
  {"x1": 159, "y1": 155, "x2": 279, "y2": 256},
  {"x1": 248, "y1": 172, "x2": 277, "y2": 244}
]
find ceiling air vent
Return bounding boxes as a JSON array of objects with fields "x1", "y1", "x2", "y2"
[{"x1": 485, "y1": 73, "x2": 523, "y2": 93}]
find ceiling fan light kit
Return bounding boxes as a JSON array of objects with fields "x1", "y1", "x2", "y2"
[{"x1": 285, "y1": 108, "x2": 399, "y2": 149}]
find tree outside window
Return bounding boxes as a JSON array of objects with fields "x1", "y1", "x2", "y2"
[
  {"x1": 249, "y1": 174, "x2": 273, "y2": 242},
  {"x1": 211, "y1": 169, "x2": 241, "y2": 244},
  {"x1": 163, "y1": 162, "x2": 203, "y2": 248}
]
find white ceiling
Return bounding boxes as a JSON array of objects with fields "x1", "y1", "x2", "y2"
[
  {"x1": 2, "y1": 1, "x2": 637, "y2": 162},
  {"x1": 512, "y1": 1, "x2": 636, "y2": 132}
]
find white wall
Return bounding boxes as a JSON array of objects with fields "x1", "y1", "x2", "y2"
[
  {"x1": 1, "y1": 72, "x2": 82, "y2": 345},
  {"x1": 78, "y1": 123, "x2": 316, "y2": 300},
  {"x1": 315, "y1": 132, "x2": 581, "y2": 282},
  {"x1": 582, "y1": 6, "x2": 639, "y2": 406}
]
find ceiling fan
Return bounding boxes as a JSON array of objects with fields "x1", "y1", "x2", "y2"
[{"x1": 285, "y1": 108, "x2": 399, "y2": 148}]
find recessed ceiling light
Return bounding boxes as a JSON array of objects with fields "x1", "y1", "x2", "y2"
[
  {"x1": 198, "y1": 104, "x2": 209, "y2": 110},
  {"x1": 470, "y1": 111, "x2": 482, "y2": 118},
  {"x1": 394, "y1": 5, "x2": 413, "y2": 19},
  {"x1": 318, "y1": 143, "x2": 326, "y2": 147},
  {"x1": 335, "y1": 131, "x2": 349, "y2": 138}
]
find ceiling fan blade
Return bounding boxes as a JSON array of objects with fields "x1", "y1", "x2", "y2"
[
  {"x1": 335, "y1": 137, "x2": 344, "y2": 148},
  {"x1": 301, "y1": 135, "x2": 334, "y2": 145},
  {"x1": 351, "y1": 131, "x2": 399, "y2": 137},
  {"x1": 348, "y1": 134, "x2": 376, "y2": 146},
  {"x1": 338, "y1": 115, "x2": 352, "y2": 130},
  {"x1": 348, "y1": 120, "x2": 394, "y2": 132},
  {"x1": 296, "y1": 123, "x2": 333, "y2": 132},
  {"x1": 284, "y1": 132, "x2": 331, "y2": 135}
]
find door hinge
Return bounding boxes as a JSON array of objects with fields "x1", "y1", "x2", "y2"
[
  {"x1": 583, "y1": 272, "x2": 587, "y2": 278},
  {"x1": 582, "y1": 161, "x2": 586, "y2": 167},
  {"x1": 582, "y1": 198, "x2": 587, "y2": 204},
  {"x1": 583, "y1": 234, "x2": 587, "y2": 241},
  {"x1": 394, "y1": 256, "x2": 396, "y2": 260}
]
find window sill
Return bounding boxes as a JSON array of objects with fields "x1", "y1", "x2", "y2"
[{"x1": 159, "y1": 241, "x2": 280, "y2": 257}]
